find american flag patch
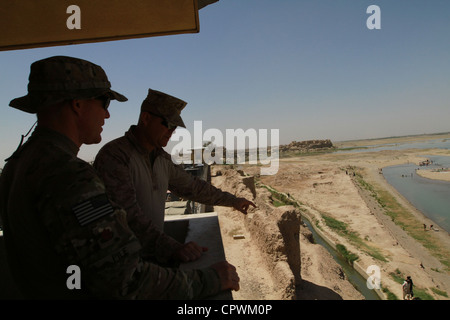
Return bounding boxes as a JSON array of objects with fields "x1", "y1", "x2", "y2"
[{"x1": 72, "y1": 194, "x2": 114, "y2": 226}]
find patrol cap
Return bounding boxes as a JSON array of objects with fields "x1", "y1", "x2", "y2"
[
  {"x1": 9, "y1": 56, "x2": 127, "y2": 113},
  {"x1": 140, "y1": 88, "x2": 186, "y2": 128}
]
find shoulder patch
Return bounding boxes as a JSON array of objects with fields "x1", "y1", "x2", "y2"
[{"x1": 72, "y1": 194, "x2": 114, "y2": 226}]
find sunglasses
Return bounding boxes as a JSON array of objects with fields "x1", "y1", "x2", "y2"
[
  {"x1": 160, "y1": 119, "x2": 177, "y2": 130},
  {"x1": 96, "y1": 95, "x2": 111, "y2": 110},
  {"x1": 146, "y1": 111, "x2": 177, "y2": 130}
]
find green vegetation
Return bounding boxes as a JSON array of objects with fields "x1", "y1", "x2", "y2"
[
  {"x1": 257, "y1": 179, "x2": 449, "y2": 299},
  {"x1": 390, "y1": 268, "x2": 447, "y2": 300},
  {"x1": 259, "y1": 181, "x2": 388, "y2": 263},
  {"x1": 431, "y1": 287, "x2": 448, "y2": 298},
  {"x1": 335, "y1": 244, "x2": 359, "y2": 265},
  {"x1": 382, "y1": 287, "x2": 398, "y2": 300},
  {"x1": 272, "y1": 199, "x2": 286, "y2": 207},
  {"x1": 390, "y1": 269, "x2": 405, "y2": 284},
  {"x1": 414, "y1": 288, "x2": 434, "y2": 300},
  {"x1": 321, "y1": 214, "x2": 348, "y2": 233},
  {"x1": 321, "y1": 213, "x2": 387, "y2": 262},
  {"x1": 258, "y1": 183, "x2": 303, "y2": 209}
]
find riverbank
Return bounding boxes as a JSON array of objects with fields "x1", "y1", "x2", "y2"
[
  {"x1": 416, "y1": 169, "x2": 450, "y2": 182},
  {"x1": 257, "y1": 146, "x2": 450, "y2": 300},
  {"x1": 333, "y1": 132, "x2": 450, "y2": 150}
]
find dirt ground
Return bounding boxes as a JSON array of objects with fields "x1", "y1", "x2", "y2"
[
  {"x1": 211, "y1": 136, "x2": 450, "y2": 300},
  {"x1": 216, "y1": 202, "x2": 364, "y2": 300},
  {"x1": 214, "y1": 206, "x2": 286, "y2": 300},
  {"x1": 212, "y1": 167, "x2": 365, "y2": 300}
]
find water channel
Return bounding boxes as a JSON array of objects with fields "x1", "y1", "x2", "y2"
[{"x1": 302, "y1": 218, "x2": 381, "y2": 300}]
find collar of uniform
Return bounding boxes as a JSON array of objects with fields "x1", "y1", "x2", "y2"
[
  {"x1": 125, "y1": 125, "x2": 152, "y2": 156},
  {"x1": 32, "y1": 126, "x2": 79, "y2": 156},
  {"x1": 125, "y1": 125, "x2": 165, "y2": 158}
]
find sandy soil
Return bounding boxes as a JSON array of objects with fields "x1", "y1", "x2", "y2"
[
  {"x1": 416, "y1": 169, "x2": 450, "y2": 182},
  {"x1": 261, "y1": 147, "x2": 450, "y2": 300},
  {"x1": 215, "y1": 206, "x2": 286, "y2": 300},
  {"x1": 212, "y1": 169, "x2": 364, "y2": 300},
  {"x1": 212, "y1": 136, "x2": 450, "y2": 300}
]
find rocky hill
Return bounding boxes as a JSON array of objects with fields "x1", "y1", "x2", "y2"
[{"x1": 280, "y1": 139, "x2": 334, "y2": 153}]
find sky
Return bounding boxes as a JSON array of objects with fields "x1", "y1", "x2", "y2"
[{"x1": 1, "y1": 0, "x2": 450, "y2": 166}]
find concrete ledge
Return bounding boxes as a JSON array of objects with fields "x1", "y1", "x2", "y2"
[
  {"x1": 165, "y1": 212, "x2": 218, "y2": 221},
  {"x1": 165, "y1": 201, "x2": 188, "y2": 215},
  {"x1": 165, "y1": 212, "x2": 233, "y2": 300},
  {"x1": 1, "y1": 213, "x2": 232, "y2": 300}
]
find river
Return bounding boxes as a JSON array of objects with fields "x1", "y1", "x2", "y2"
[
  {"x1": 382, "y1": 155, "x2": 450, "y2": 234},
  {"x1": 300, "y1": 137, "x2": 450, "y2": 299},
  {"x1": 336, "y1": 137, "x2": 450, "y2": 154},
  {"x1": 337, "y1": 138, "x2": 450, "y2": 234}
]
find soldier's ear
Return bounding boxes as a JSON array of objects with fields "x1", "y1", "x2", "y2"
[
  {"x1": 69, "y1": 99, "x2": 89, "y2": 116},
  {"x1": 69, "y1": 99, "x2": 83, "y2": 116},
  {"x1": 139, "y1": 111, "x2": 151, "y2": 125}
]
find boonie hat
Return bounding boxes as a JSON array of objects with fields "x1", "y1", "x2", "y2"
[
  {"x1": 140, "y1": 88, "x2": 186, "y2": 128},
  {"x1": 9, "y1": 55, "x2": 127, "y2": 113}
]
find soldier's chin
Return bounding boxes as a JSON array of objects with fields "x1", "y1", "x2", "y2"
[
  {"x1": 85, "y1": 135, "x2": 102, "y2": 145},
  {"x1": 160, "y1": 139, "x2": 170, "y2": 148}
]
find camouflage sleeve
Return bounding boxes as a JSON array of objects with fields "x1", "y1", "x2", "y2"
[
  {"x1": 94, "y1": 146, "x2": 182, "y2": 262},
  {"x1": 163, "y1": 154, "x2": 238, "y2": 207},
  {"x1": 38, "y1": 157, "x2": 221, "y2": 299}
]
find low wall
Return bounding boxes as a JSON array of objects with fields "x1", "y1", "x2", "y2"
[{"x1": 211, "y1": 167, "x2": 302, "y2": 299}]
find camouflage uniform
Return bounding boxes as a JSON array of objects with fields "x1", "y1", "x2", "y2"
[
  {"x1": 0, "y1": 56, "x2": 221, "y2": 299},
  {"x1": 94, "y1": 122, "x2": 238, "y2": 263}
]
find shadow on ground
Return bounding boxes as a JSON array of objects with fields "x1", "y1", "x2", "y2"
[{"x1": 296, "y1": 281, "x2": 343, "y2": 300}]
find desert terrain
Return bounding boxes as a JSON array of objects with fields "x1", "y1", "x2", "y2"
[{"x1": 210, "y1": 134, "x2": 450, "y2": 300}]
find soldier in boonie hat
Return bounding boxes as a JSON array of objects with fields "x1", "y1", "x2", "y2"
[
  {"x1": 1, "y1": 58, "x2": 240, "y2": 299},
  {"x1": 140, "y1": 88, "x2": 186, "y2": 129},
  {"x1": 9, "y1": 55, "x2": 127, "y2": 113}
]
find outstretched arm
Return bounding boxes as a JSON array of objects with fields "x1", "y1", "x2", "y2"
[{"x1": 231, "y1": 197, "x2": 256, "y2": 215}]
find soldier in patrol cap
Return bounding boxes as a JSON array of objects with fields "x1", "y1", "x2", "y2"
[
  {"x1": 0, "y1": 56, "x2": 239, "y2": 299},
  {"x1": 141, "y1": 88, "x2": 187, "y2": 129},
  {"x1": 94, "y1": 88, "x2": 256, "y2": 265}
]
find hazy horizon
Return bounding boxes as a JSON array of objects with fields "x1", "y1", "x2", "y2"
[{"x1": 1, "y1": 1, "x2": 449, "y2": 165}]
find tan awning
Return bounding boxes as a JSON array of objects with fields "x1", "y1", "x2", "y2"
[{"x1": 0, "y1": 0, "x2": 219, "y2": 51}]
